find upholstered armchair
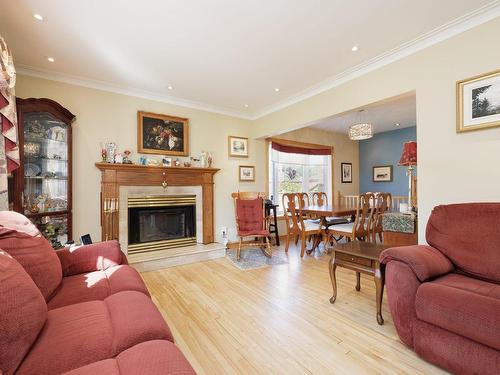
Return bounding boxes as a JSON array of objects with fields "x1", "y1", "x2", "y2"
[{"x1": 380, "y1": 203, "x2": 500, "y2": 375}]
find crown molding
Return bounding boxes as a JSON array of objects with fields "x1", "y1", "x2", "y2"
[
  {"x1": 15, "y1": 1, "x2": 500, "y2": 122},
  {"x1": 251, "y1": 1, "x2": 500, "y2": 120},
  {"x1": 16, "y1": 65, "x2": 253, "y2": 120}
]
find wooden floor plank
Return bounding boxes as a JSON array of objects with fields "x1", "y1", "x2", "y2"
[{"x1": 140, "y1": 245, "x2": 449, "y2": 375}]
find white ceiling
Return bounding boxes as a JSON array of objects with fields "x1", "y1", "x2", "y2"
[
  {"x1": 0, "y1": 0, "x2": 498, "y2": 118},
  {"x1": 310, "y1": 93, "x2": 416, "y2": 135}
]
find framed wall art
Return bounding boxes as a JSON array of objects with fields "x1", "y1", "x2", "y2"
[
  {"x1": 228, "y1": 136, "x2": 249, "y2": 157},
  {"x1": 373, "y1": 165, "x2": 393, "y2": 182},
  {"x1": 457, "y1": 69, "x2": 500, "y2": 133},
  {"x1": 137, "y1": 111, "x2": 189, "y2": 156},
  {"x1": 239, "y1": 165, "x2": 255, "y2": 181},
  {"x1": 341, "y1": 162, "x2": 352, "y2": 183}
]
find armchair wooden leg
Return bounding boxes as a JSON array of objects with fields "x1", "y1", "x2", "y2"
[
  {"x1": 266, "y1": 236, "x2": 272, "y2": 257},
  {"x1": 237, "y1": 238, "x2": 243, "y2": 260}
]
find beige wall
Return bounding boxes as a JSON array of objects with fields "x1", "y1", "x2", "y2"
[
  {"x1": 272, "y1": 127, "x2": 359, "y2": 197},
  {"x1": 254, "y1": 17, "x2": 500, "y2": 242},
  {"x1": 15, "y1": 17, "x2": 500, "y2": 244},
  {"x1": 15, "y1": 75, "x2": 266, "y2": 243}
]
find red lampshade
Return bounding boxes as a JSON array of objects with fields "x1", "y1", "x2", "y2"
[{"x1": 399, "y1": 141, "x2": 417, "y2": 166}]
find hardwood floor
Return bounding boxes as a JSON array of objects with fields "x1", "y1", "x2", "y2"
[{"x1": 140, "y1": 244, "x2": 448, "y2": 375}]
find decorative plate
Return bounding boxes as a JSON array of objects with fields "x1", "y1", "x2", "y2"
[{"x1": 24, "y1": 163, "x2": 41, "y2": 177}]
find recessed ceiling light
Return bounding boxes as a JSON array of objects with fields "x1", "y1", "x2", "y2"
[
  {"x1": 351, "y1": 45, "x2": 359, "y2": 52},
  {"x1": 244, "y1": 104, "x2": 249, "y2": 108},
  {"x1": 47, "y1": 57, "x2": 55, "y2": 63},
  {"x1": 274, "y1": 88, "x2": 280, "y2": 92},
  {"x1": 395, "y1": 123, "x2": 400, "y2": 127},
  {"x1": 33, "y1": 14, "x2": 44, "y2": 21},
  {"x1": 167, "y1": 85, "x2": 173, "y2": 90}
]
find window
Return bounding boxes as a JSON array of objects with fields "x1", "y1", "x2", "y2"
[{"x1": 268, "y1": 141, "x2": 332, "y2": 211}]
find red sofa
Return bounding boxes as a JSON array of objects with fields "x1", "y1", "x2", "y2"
[
  {"x1": 380, "y1": 203, "x2": 500, "y2": 375},
  {"x1": 0, "y1": 211, "x2": 195, "y2": 375}
]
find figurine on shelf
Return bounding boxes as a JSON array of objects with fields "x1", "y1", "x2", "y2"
[
  {"x1": 200, "y1": 151, "x2": 208, "y2": 168},
  {"x1": 174, "y1": 158, "x2": 181, "y2": 167},
  {"x1": 190, "y1": 156, "x2": 200, "y2": 167},
  {"x1": 122, "y1": 150, "x2": 133, "y2": 164},
  {"x1": 183, "y1": 161, "x2": 191, "y2": 167},
  {"x1": 105, "y1": 142, "x2": 116, "y2": 163},
  {"x1": 100, "y1": 143, "x2": 107, "y2": 162},
  {"x1": 207, "y1": 152, "x2": 213, "y2": 168},
  {"x1": 114, "y1": 153, "x2": 124, "y2": 164}
]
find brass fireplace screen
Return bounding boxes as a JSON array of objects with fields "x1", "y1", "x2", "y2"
[{"x1": 127, "y1": 195, "x2": 196, "y2": 254}]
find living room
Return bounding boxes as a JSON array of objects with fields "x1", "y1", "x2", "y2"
[{"x1": 1, "y1": 1, "x2": 499, "y2": 375}]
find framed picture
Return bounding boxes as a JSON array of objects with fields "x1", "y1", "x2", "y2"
[
  {"x1": 162, "y1": 157, "x2": 172, "y2": 167},
  {"x1": 228, "y1": 136, "x2": 249, "y2": 157},
  {"x1": 137, "y1": 111, "x2": 189, "y2": 156},
  {"x1": 373, "y1": 165, "x2": 393, "y2": 182},
  {"x1": 341, "y1": 162, "x2": 352, "y2": 183},
  {"x1": 457, "y1": 69, "x2": 500, "y2": 133},
  {"x1": 239, "y1": 165, "x2": 255, "y2": 181}
]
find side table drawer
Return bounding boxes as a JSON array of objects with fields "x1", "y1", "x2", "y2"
[{"x1": 336, "y1": 252, "x2": 372, "y2": 267}]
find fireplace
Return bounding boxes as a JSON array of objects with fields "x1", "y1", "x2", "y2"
[{"x1": 127, "y1": 195, "x2": 196, "y2": 254}]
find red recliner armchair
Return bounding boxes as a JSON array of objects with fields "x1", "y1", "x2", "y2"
[{"x1": 380, "y1": 203, "x2": 500, "y2": 375}]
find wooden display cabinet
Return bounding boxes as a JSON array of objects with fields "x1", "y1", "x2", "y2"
[{"x1": 11, "y1": 98, "x2": 75, "y2": 248}]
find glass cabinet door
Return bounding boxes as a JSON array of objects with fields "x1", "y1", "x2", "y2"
[{"x1": 22, "y1": 111, "x2": 69, "y2": 248}]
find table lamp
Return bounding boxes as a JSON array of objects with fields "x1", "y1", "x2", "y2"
[{"x1": 398, "y1": 141, "x2": 417, "y2": 212}]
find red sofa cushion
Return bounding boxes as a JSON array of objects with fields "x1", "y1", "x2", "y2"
[
  {"x1": 63, "y1": 340, "x2": 196, "y2": 375},
  {"x1": 416, "y1": 274, "x2": 500, "y2": 351},
  {"x1": 48, "y1": 265, "x2": 150, "y2": 309},
  {"x1": 426, "y1": 203, "x2": 500, "y2": 283},
  {"x1": 0, "y1": 211, "x2": 62, "y2": 300},
  {"x1": 0, "y1": 250, "x2": 47, "y2": 375},
  {"x1": 16, "y1": 291, "x2": 174, "y2": 375}
]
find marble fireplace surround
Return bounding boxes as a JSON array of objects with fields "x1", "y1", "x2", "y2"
[{"x1": 119, "y1": 185, "x2": 203, "y2": 254}]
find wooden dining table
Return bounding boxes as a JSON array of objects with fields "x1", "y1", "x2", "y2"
[{"x1": 299, "y1": 203, "x2": 358, "y2": 254}]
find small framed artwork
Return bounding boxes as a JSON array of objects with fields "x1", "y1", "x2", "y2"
[
  {"x1": 341, "y1": 162, "x2": 352, "y2": 183},
  {"x1": 228, "y1": 136, "x2": 249, "y2": 157},
  {"x1": 162, "y1": 157, "x2": 172, "y2": 167},
  {"x1": 457, "y1": 69, "x2": 500, "y2": 133},
  {"x1": 373, "y1": 165, "x2": 393, "y2": 182},
  {"x1": 239, "y1": 165, "x2": 255, "y2": 182},
  {"x1": 137, "y1": 111, "x2": 189, "y2": 156}
]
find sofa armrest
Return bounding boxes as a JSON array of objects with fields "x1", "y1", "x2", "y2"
[
  {"x1": 56, "y1": 240, "x2": 127, "y2": 277},
  {"x1": 380, "y1": 245, "x2": 454, "y2": 282}
]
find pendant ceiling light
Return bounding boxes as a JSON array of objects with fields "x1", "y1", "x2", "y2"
[{"x1": 348, "y1": 109, "x2": 374, "y2": 140}]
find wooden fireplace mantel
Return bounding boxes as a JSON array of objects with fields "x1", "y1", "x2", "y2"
[{"x1": 95, "y1": 163, "x2": 220, "y2": 243}]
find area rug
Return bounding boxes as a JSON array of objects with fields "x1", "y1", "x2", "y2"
[{"x1": 226, "y1": 248, "x2": 289, "y2": 270}]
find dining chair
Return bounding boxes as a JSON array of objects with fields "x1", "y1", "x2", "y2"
[
  {"x1": 371, "y1": 192, "x2": 392, "y2": 243},
  {"x1": 329, "y1": 193, "x2": 375, "y2": 243},
  {"x1": 282, "y1": 193, "x2": 322, "y2": 257},
  {"x1": 231, "y1": 192, "x2": 271, "y2": 260},
  {"x1": 312, "y1": 192, "x2": 349, "y2": 226}
]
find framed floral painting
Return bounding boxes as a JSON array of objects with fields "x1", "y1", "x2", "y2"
[
  {"x1": 137, "y1": 111, "x2": 189, "y2": 156},
  {"x1": 457, "y1": 69, "x2": 500, "y2": 133}
]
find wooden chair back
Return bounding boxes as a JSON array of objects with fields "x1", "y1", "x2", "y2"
[
  {"x1": 282, "y1": 193, "x2": 302, "y2": 231},
  {"x1": 312, "y1": 192, "x2": 328, "y2": 206},
  {"x1": 296, "y1": 192, "x2": 310, "y2": 209},
  {"x1": 353, "y1": 193, "x2": 375, "y2": 239}
]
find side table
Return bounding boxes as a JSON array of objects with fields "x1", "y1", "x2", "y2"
[{"x1": 328, "y1": 241, "x2": 390, "y2": 325}]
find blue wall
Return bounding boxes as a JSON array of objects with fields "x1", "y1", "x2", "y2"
[{"x1": 359, "y1": 126, "x2": 416, "y2": 196}]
